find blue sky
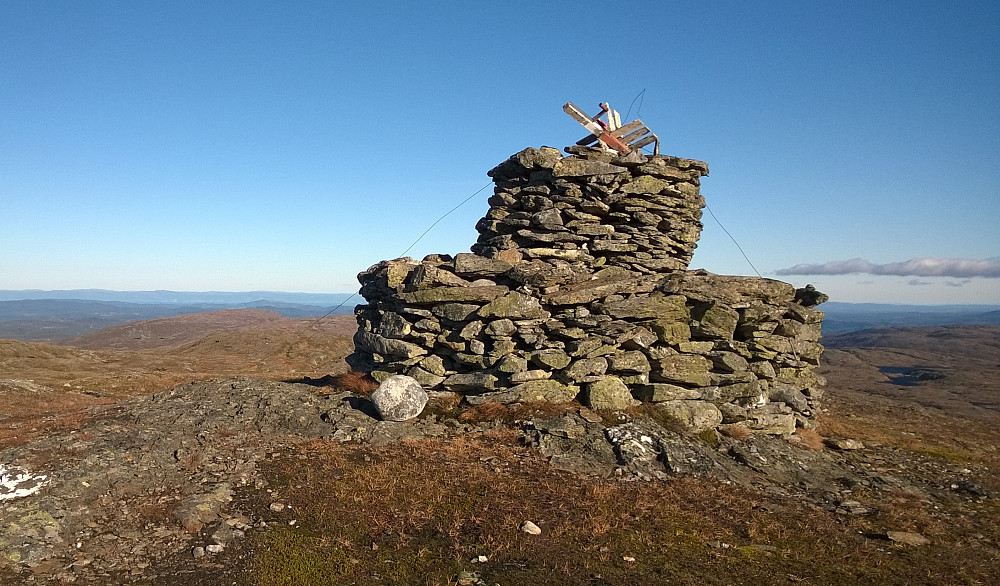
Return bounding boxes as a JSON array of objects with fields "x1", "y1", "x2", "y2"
[{"x1": 2, "y1": 1, "x2": 997, "y2": 303}]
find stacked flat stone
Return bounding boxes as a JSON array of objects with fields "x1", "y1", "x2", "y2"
[
  {"x1": 472, "y1": 145, "x2": 707, "y2": 275},
  {"x1": 347, "y1": 147, "x2": 827, "y2": 435}
]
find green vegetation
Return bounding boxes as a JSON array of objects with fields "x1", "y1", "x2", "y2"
[{"x1": 251, "y1": 527, "x2": 352, "y2": 586}]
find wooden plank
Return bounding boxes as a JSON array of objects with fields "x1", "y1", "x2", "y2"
[
  {"x1": 597, "y1": 133, "x2": 631, "y2": 153},
  {"x1": 563, "y1": 102, "x2": 594, "y2": 125},
  {"x1": 631, "y1": 134, "x2": 658, "y2": 150},
  {"x1": 622, "y1": 127, "x2": 650, "y2": 144},
  {"x1": 564, "y1": 102, "x2": 605, "y2": 136},
  {"x1": 610, "y1": 119, "x2": 643, "y2": 138},
  {"x1": 609, "y1": 109, "x2": 621, "y2": 131},
  {"x1": 576, "y1": 134, "x2": 599, "y2": 146}
]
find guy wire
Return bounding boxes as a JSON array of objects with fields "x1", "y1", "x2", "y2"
[
  {"x1": 705, "y1": 204, "x2": 763, "y2": 279},
  {"x1": 301, "y1": 180, "x2": 493, "y2": 333}
]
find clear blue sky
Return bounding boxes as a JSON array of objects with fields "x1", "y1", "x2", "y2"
[{"x1": 3, "y1": 1, "x2": 998, "y2": 303}]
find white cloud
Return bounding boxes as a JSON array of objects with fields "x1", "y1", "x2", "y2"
[
  {"x1": 776, "y1": 257, "x2": 1000, "y2": 278},
  {"x1": 907, "y1": 279, "x2": 932, "y2": 286}
]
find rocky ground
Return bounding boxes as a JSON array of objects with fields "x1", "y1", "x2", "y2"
[{"x1": 2, "y1": 372, "x2": 997, "y2": 585}]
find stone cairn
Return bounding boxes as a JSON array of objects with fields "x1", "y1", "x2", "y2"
[{"x1": 347, "y1": 146, "x2": 827, "y2": 434}]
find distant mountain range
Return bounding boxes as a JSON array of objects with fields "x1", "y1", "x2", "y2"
[
  {"x1": 0, "y1": 290, "x2": 997, "y2": 342},
  {"x1": 0, "y1": 290, "x2": 358, "y2": 341},
  {"x1": 0, "y1": 289, "x2": 353, "y2": 306},
  {"x1": 820, "y1": 302, "x2": 1000, "y2": 334}
]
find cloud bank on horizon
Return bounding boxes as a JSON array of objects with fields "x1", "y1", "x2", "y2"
[{"x1": 776, "y1": 258, "x2": 1000, "y2": 279}]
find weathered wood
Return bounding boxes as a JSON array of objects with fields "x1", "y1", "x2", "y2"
[
  {"x1": 609, "y1": 109, "x2": 621, "y2": 131},
  {"x1": 597, "y1": 133, "x2": 630, "y2": 153},
  {"x1": 631, "y1": 134, "x2": 658, "y2": 150},
  {"x1": 563, "y1": 102, "x2": 592, "y2": 124},
  {"x1": 622, "y1": 127, "x2": 650, "y2": 144},
  {"x1": 610, "y1": 119, "x2": 643, "y2": 138},
  {"x1": 565, "y1": 101, "x2": 658, "y2": 154}
]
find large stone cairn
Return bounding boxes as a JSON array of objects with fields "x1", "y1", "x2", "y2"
[{"x1": 347, "y1": 146, "x2": 827, "y2": 434}]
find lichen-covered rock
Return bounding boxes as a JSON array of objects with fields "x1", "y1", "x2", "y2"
[
  {"x1": 585, "y1": 377, "x2": 635, "y2": 411},
  {"x1": 511, "y1": 379, "x2": 581, "y2": 403},
  {"x1": 477, "y1": 291, "x2": 549, "y2": 319},
  {"x1": 650, "y1": 355, "x2": 713, "y2": 387},
  {"x1": 655, "y1": 400, "x2": 723, "y2": 432},
  {"x1": 371, "y1": 375, "x2": 429, "y2": 421}
]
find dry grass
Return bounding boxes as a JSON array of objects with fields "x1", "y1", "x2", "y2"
[
  {"x1": 457, "y1": 400, "x2": 580, "y2": 425},
  {"x1": 328, "y1": 370, "x2": 379, "y2": 395},
  {"x1": 718, "y1": 423, "x2": 752, "y2": 441},
  {"x1": 793, "y1": 427, "x2": 826, "y2": 451},
  {"x1": 238, "y1": 432, "x2": 1000, "y2": 586},
  {"x1": 0, "y1": 319, "x2": 356, "y2": 449}
]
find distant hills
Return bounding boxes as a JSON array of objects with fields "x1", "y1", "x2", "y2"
[
  {"x1": 0, "y1": 290, "x2": 998, "y2": 342},
  {"x1": 0, "y1": 289, "x2": 353, "y2": 306},
  {"x1": 0, "y1": 290, "x2": 357, "y2": 342},
  {"x1": 820, "y1": 302, "x2": 1000, "y2": 334}
]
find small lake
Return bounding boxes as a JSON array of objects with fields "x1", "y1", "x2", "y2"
[{"x1": 878, "y1": 366, "x2": 948, "y2": 387}]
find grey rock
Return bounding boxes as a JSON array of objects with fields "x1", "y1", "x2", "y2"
[
  {"x1": 530, "y1": 349, "x2": 572, "y2": 370},
  {"x1": 407, "y1": 367, "x2": 446, "y2": 388},
  {"x1": 886, "y1": 531, "x2": 930, "y2": 546},
  {"x1": 769, "y1": 384, "x2": 809, "y2": 413},
  {"x1": 634, "y1": 383, "x2": 703, "y2": 402},
  {"x1": 485, "y1": 318, "x2": 517, "y2": 337},
  {"x1": 398, "y1": 285, "x2": 508, "y2": 304},
  {"x1": 596, "y1": 294, "x2": 688, "y2": 321},
  {"x1": 371, "y1": 375, "x2": 428, "y2": 421},
  {"x1": 650, "y1": 355, "x2": 712, "y2": 387},
  {"x1": 510, "y1": 379, "x2": 580, "y2": 403},
  {"x1": 355, "y1": 331, "x2": 428, "y2": 359},
  {"x1": 442, "y1": 373, "x2": 500, "y2": 393},
  {"x1": 552, "y1": 158, "x2": 626, "y2": 177},
  {"x1": 562, "y1": 357, "x2": 609, "y2": 382},
  {"x1": 654, "y1": 400, "x2": 722, "y2": 432},
  {"x1": 478, "y1": 291, "x2": 549, "y2": 320},
  {"x1": 585, "y1": 377, "x2": 634, "y2": 411},
  {"x1": 509, "y1": 370, "x2": 551, "y2": 383},
  {"x1": 824, "y1": 438, "x2": 865, "y2": 451},
  {"x1": 607, "y1": 351, "x2": 651, "y2": 374},
  {"x1": 432, "y1": 303, "x2": 482, "y2": 322},
  {"x1": 453, "y1": 253, "x2": 513, "y2": 276},
  {"x1": 404, "y1": 264, "x2": 470, "y2": 290}
]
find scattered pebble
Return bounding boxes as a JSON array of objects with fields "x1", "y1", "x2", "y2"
[
  {"x1": 520, "y1": 520, "x2": 541, "y2": 535},
  {"x1": 623, "y1": 556, "x2": 636, "y2": 562},
  {"x1": 886, "y1": 531, "x2": 930, "y2": 546},
  {"x1": 471, "y1": 555, "x2": 488, "y2": 563},
  {"x1": 456, "y1": 570, "x2": 486, "y2": 586},
  {"x1": 269, "y1": 502, "x2": 285, "y2": 512},
  {"x1": 191, "y1": 547, "x2": 205, "y2": 559},
  {"x1": 206, "y1": 544, "x2": 225, "y2": 554}
]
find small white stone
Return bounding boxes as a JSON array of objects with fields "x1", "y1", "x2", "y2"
[
  {"x1": 206, "y1": 544, "x2": 224, "y2": 554},
  {"x1": 269, "y1": 502, "x2": 285, "y2": 512},
  {"x1": 520, "y1": 521, "x2": 541, "y2": 535}
]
